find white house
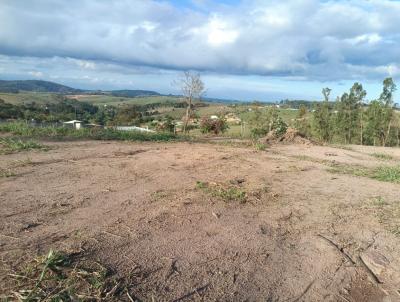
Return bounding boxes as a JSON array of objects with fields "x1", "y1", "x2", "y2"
[
  {"x1": 63, "y1": 120, "x2": 82, "y2": 129},
  {"x1": 115, "y1": 126, "x2": 155, "y2": 133}
]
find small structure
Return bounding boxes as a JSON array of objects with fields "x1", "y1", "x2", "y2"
[
  {"x1": 63, "y1": 120, "x2": 82, "y2": 130},
  {"x1": 115, "y1": 126, "x2": 155, "y2": 133}
]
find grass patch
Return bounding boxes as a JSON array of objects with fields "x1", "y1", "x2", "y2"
[
  {"x1": 0, "y1": 167, "x2": 15, "y2": 177},
  {"x1": 4, "y1": 249, "x2": 128, "y2": 301},
  {"x1": 372, "y1": 166, "x2": 400, "y2": 183},
  {"x1": 0, "y1": 137, "x2": 47, "y2": 154},
  {"x1": 364, "y1": 196, "x2": 400, "y2": 237},
  {"x1": 328, "y1": 163, "x2": 400, "y2": 184},
  {"x1": 332, "y1": 145, "x2": 354, "y2": 151},
  {"x1": 196, "y1": 181, "x2": 247, "y2": 203},
  {"x1": 254, "y1": 142, "x2": 267, "y2": 151},
  {"x1": 327, "y1": 164, "x2": 370, "y2": 177},
  {"x1": 0, "y1": 122, "x2": 179, "y2": 142},
  {"x1": 370, "y1": 152, "x2": 394, "y2": 160}
]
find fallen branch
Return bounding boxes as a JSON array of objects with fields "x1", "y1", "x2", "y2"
[
  {"x1": 290, "y1": 280, "x2": 315, "y2": 302},
  {"x1": 173, "y1": 283, "x2": 209, "y2": 302},
  {"x1": 358, "y1": 255, "x2": 382, "y2": 284},
  {"x1": 318, "y1": 234, "x2": 356, "y2": 265}
]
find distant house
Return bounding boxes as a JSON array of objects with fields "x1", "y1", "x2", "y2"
[
  {"x1": 63, "y1": 120, "x2": 82, "y2": 129},
  {"x1": 115, "y1": 126, "x2": 155, "y2": 133}
]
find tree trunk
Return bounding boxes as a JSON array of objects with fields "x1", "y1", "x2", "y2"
[
  {"x1": 360, "y1": 111, "x2": 363, "y2": 145},
  {"x1": 384, "y1": 120, "x2": 392, "y2": 147},
  {"x1": 183, "y1": 96, "x2": 192, "y2": 133}
]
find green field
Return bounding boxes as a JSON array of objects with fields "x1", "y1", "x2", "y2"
[
  {"x1": 72, "y1": 95, "x2": 181, "y2": 106},
  {"x1": 0, "y1": 92, "x2": 57, "y2": 105}
]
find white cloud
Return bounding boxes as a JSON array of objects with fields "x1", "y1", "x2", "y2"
[
  {"x1": 206, "y1": 16, "x2": 239, "y2": 46},
  {"x1": 28, "y1": 71, "x2": 43, "y2": 77},
  {"x1": 0, "y1": 0, "x2": 399, "y2": 84}
]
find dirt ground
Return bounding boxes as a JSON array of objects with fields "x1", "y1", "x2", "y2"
[{"x1": 1, "y1": 139, "x2": 400, "y2": 301}]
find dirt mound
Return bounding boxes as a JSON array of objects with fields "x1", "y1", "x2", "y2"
[{"x1": 261, "y1": 127, "x2": 314, "y2": 145}]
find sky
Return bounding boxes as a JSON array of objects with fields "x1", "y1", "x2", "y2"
[{"x1": 0, "y1": 0, "x2": 399, "y2": 102}]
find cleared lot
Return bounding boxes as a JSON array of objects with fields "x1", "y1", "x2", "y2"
[{"x1": 1, "y1": 140, "x2": 400, "y2": 301}]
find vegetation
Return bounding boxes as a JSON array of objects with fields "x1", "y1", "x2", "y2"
[
  {"x1": 0, "y1": 167, "x2": 15, "y2": 177},
  {"x1": 0, "y1": 123, "x2": 178, "y2": 142},
  {"x1": 370, "y1": 153, "x2": 394, "y2": 160},
  {"x1": 310, "y1": 78, "x2": 399, "y2": 147},
  {"x1": 196, "y1": 181, "x2": 247, "y2": 203},
  {"x1": 0, "y1": 77, "x2": 399, "y2": 147},
  {"x1": 0, "y1": 79, "x2": 81, "y2": 94},
  {"x1": 328, "y1": 163, "x2": 400, "y2": 183},
  {"x1": 4, "y1": 249, "x2": 128, "y2": 301},
  {"x1": 0, "y1": 137, "x2": 47, "y2": 154},
  {"x1": 175, "y1": 71, "x2": 205, "y2": 133},
  {"x1": 248, "y1": 107, "x2": 288, "y2": 138},
  {"x1": 200, "y1": 117, "x2": 229, "y2": 135}
]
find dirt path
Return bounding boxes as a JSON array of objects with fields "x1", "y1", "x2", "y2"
[{"x1": 1, "y1": 140, "x2": 400, "y2": 301}]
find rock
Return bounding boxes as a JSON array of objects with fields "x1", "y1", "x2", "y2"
[{"x1": 360, "y1": 250, "x2": 390, "y2": 283}]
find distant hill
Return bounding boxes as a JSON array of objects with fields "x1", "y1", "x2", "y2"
[
  {"x1": 109, "y1": 90, "x2": 160, "y2": 98},
  {"x1": 0, "y1": 80, "x2": 162, "y2": 98},
  {"x1": 0, "y1": 80, "x2": 82, "y2": 94}
]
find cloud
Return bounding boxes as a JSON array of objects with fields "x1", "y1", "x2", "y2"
[
  {"x1": 0, "y1": 0, "x2": 399, "y2": 98},
  {"x1": 28, "y1": 71, "x2": 44, "y2": 77}
]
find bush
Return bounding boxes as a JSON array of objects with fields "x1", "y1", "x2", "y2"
[
  {"x1": 250, "y1": 127, "x2": 269, "y2": 139},
  {"x1": 272, "y1": 117, "x2": 288, "y2": 136},
  {"x1": 0, "y1": 122, "x2": 177, "y2": 142},
  {"x1": 200, "y1": 117, "x2": 229, "y2": 135}
]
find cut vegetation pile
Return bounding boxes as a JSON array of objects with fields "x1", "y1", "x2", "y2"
[
  {"x1": 261, "y1": 127, "x2": 314, "y2": 145},
  {"x1": 4, "y1": 250, "x2": 130, "y2": 301}
]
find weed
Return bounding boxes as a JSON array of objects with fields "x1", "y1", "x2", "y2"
[
  {"x1": 254, "y1": 142, "x2": 267, "y2": 151},
  {"x1": 0, "y1": 137, "x2": 47, "y2": 154},
  {"x1": 369, "y1": 196, "x2": 388, "y2": 207},
  {"x1": 332, "y1": 145, "x2": 354, "y2": 151},
  {"x1": 364, "y1": 196, "x2": 400, "y2": 237},
  {"x1": 151, "y1": 190, "x2": 170, "y2": 202},
  {"x1": 372, "y1": 166, "x2": 400, "y2": 183},
  {"x1": 0, "y1": 167, "x2": 15, "y2": 177},
  {"x1": 370, "y1": 153, "x2": 393, "y2": 160},
  {"x1": 195, "y1": 181, "x2": 208, "y2": 189},
  {"x1": 196, "y1": 181, "x2": 247, "y2": 203},
  {"x1": 327, "y1": 164, "x2": 369, "y2": 177},
  {"x1": 327, "y1": 162, "x2": 400, "y2": 184}
]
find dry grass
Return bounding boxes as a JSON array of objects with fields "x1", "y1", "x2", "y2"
[{"x1": 2, "y1": 250, "x2": 135, "y2": 301}]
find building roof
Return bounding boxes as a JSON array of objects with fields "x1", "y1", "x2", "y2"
[{"x1": 63, "y1": 120, "x2": 82, "y2": 124}]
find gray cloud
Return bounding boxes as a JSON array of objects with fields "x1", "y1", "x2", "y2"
[{"x1": 0, "y1": 0, "x2": 399, "y2": 91}]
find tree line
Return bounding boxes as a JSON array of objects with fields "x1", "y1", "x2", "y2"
[{"x1": 303, "y1": 78, "x2": 399, "y2": 147}]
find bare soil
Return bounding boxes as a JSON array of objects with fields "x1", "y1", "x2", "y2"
[{"x1": 1, "y1": 140, "x2": 400, "y2": 301}]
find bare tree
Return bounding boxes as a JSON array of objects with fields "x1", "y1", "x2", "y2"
[{"x1": 175, "y1": 71, "x2": 205, "y2": 133}]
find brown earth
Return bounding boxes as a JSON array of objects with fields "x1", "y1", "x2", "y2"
[{"x1": 1, "y1": 140, "x2": 400, "y2": 301}]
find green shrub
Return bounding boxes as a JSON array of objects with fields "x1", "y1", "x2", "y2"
[
  {"x1": 254, "y1": 142, "x2": 267, "y2": 151},
  {"x1": 272, "y1": 117, "x2": 288, "y2": 136},
  {"x1": 250, "y1": 127, "x2": 269, "y2": 139}
]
